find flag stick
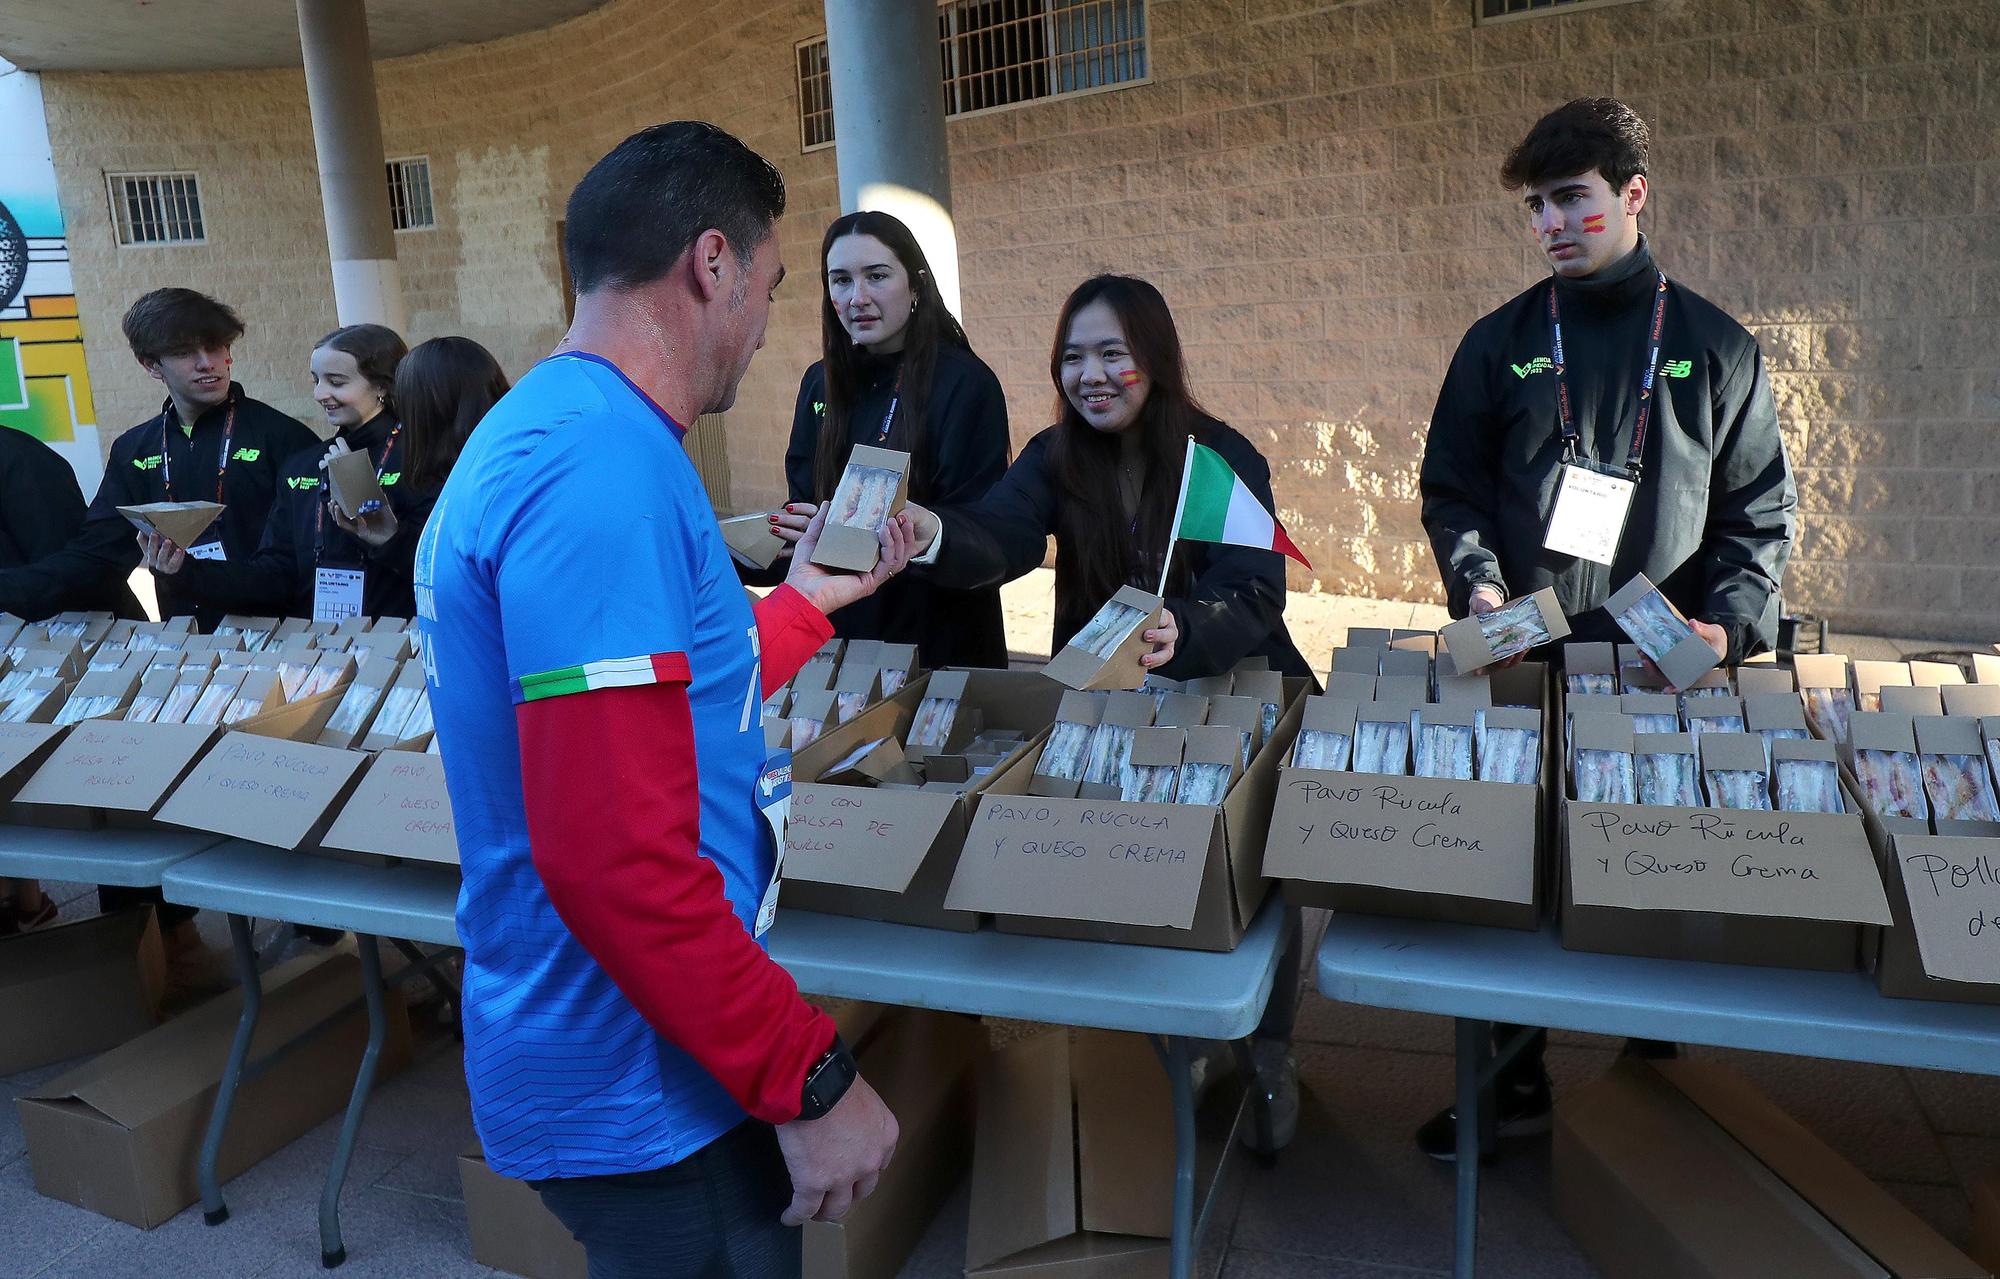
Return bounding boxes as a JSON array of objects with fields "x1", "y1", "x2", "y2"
[{"x1": 1157, "y1": 435, "x2": 1196, "y2": 597}]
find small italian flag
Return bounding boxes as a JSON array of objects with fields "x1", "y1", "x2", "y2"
[
  {"x1": 1167, "y1": 439, "x2": 1310, "y2": 569},
  {"x1": 515, "y1": 652, "x2": 691, "y2": 703}
]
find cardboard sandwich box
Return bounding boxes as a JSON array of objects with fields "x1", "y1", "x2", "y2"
[
  {"x1": 1855, "y1": 660, "x2": 1915, "y2": 713},
  {"x1": 1883, "y1": 685, "x2": 1946, "y2": 717},
  {"x1": 322, "y1": 743, "x2": 459, "y2": 865},
  {"x1": 1943, "y1": 685, "x2": 2000, "y2": 718},
  {"x1": 14, "y1": 715, "x2": 220, "y2": 822},
  {"x1": 946, "y1": 679, "x2": 1308, "y2": 952},
  {"x1": 155, "y1": 686, "x2": 370, "y2": 851},
  {"x1": 0, "y1": 905, "x2": 163, "y2": 1075},
  {"x1": 1555, "y1": 1059, "x2": 1989, "y2": 1279},
  {"x1": 1042, "y1": 586, "x2": 1167, "y2": 692},
  {"x1": 720, "y1": 511, "x2": 788, "y2": 571},
  {"x1": 809, "y1": 444, "x2": 909, "y2": 573},
  {"x1": 1557, "y1": 696, "x2": 1893, "y2": 971},
  {"x1": 324, "y1": 446, "x2": 388, "y2": 520},
  {"x1": 965, "y1": 1030, "x2": 1233, "y2": 1279},
  {"x1": 1265, "y1": 664, "x2": 1550, "y2": 931},
  {"x1": 1737, "y1": 664, "x2": 1799, "y2": 697},
  {"x1": 18, "y1": 949, "x2": 412, "y2": 1229},
  {"x1": 1606, "y1": 573, "x2": 1722, "y2": 692},
  {"x1": 115, "y1": 500, "x2": 224, "y2": 550},
  {"x1": 782, "y1": 669, "x2": 1064, "y2": 932},
  {"x1": 460, "y1": 1003, "x2": 985, "y2": 1279}
]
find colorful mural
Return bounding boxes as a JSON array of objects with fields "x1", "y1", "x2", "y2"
[{"x1": 0, "y1": 58, "x2": 104, "y2": 496}]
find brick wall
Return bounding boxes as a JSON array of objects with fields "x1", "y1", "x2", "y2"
[{"x1": 38, "y1": 0, "x2": 2000, "y2": 639}]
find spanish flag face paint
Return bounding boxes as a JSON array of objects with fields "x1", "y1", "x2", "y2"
[
  {"x1": 1118, "y1": 369, "x2": 1143, "y2": 386},
  {"x1": 1581, "y1": 212, "x2": 1607, "y2": 234}
]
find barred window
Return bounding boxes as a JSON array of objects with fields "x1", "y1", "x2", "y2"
[
  {"x1": 387, "y1": 156, "x2": 436, "y2": 232},
  {"x1": 107, "y1": 172, "x2": 205, "y2": 246},
  {"x1": 798, "y1": 0, "x2": 1147, "y2": 152},
  {"x1": 1477, "y1": 0, "x2": 1644, "y2": 22}
]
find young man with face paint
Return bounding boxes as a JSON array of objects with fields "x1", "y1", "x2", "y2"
[
  {"x1": 1415, "y1": 98, "x2": 1795, "y2": 1160},
  {"x1": 0, "y1": 288, "x2": 317, "y2": 630}
]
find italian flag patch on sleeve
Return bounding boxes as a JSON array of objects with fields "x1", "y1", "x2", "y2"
[{"x1": 514, "y1": 653, "x2": 692, "y2": 703}]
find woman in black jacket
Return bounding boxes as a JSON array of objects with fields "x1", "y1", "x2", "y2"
[
  {"x1": 766, "y1": 210, "x2": 1011, "y2": 668},
  {"x1": 905, "y1": 273, "x2": 1310, "y2": 681}
]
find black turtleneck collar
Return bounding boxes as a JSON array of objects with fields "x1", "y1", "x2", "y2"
[
  {"x1": 1552, "y1": 234, "x2": 1656, "y2": 313},
  {"x1": 854, "y1": 345, "x2": 906, "y2": 387},
  {"x1": 162, "y1": 381, "x2": 245, "y2": 432},
  {"x1": 342, "y1": 409, "x2": 399, "y2": 454}
]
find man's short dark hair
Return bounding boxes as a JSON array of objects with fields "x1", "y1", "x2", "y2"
[
  {"x1": 563, "y1": 121, "x2": 787, "y2": 295},
  {"x1": 121, "y1": 288, "x2": 245, "y2": 363},
  {"x1": 1501, "y1": 97, "x2": 1650, "y2": 192}
]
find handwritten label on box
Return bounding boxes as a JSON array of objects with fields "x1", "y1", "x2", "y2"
[
  {"x1": 1266, "y1": 772, "x2": 1537, "y2": 905},
  {"x1": 1893, "y1": 835, "x2": 2000, "y2": 986},
  {"x1": 948, "y1": 796, "x2": 1215, "y2": 929},
  {"x1": 156, "y1": 731, "x2": 368, "y2": 849},
  {"x1": 783, "y1": 785, "x2": 957, "y2": 893}
]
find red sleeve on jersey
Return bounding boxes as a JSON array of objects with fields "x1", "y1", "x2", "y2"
[
  {"x1": 753, "y1": 583, "x2": 834, "y2": 698},
  {"x1": 518, "y1": 679, "x2": 833, "y2": 1124}
]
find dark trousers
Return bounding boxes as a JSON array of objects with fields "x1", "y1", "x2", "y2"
[
  {"x1": 98, "y1": 884, "x2": 196, "y2": 930},
  {"x1": 1254, "y1": 903, "x2": 1305, "y2": 1041},
  {"x1": 533, "y1": 1120, "x2": 798, "y2": 1279}
]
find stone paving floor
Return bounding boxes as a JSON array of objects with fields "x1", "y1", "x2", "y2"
[{"x1": 6, "y1": 884, "x2": 1998, "y2": 1279}]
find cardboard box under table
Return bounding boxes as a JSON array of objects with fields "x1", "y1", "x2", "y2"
[
  {"x1": 945, "y1": 679, "x2": 1307, "y2": 952},
  {"x1": 1557, "y1": 699, "x2": 1894, "y2": 970},
  {"x1": 782, "y1": 669, "x2": 1065, "y2": 931},
  {"x1": 18, "y1": 949, "x2": 412, "y2": 1229},
  {"x1": 1556, "y1": 1058, "x2": 1988, "y2": 1279},
  {"x1": 0, "y1": 905, "x2": 164, "y2": 1074},
  {"x1": 1265, "y1": 665, "x2": 1551, "y2": 930}
]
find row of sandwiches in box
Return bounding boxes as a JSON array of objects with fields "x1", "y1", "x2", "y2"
[
  {"x1": 792, "y1": 668, "x2": 1034, "y2": 793},
  {"x1": 764, "y1": 638, "x2": 919, "y2": 750},
  {"x1": 0, "y1": 611, "x2": 434, "y2": 754},
  {"x1": 1026, "y1": 664, "x2": 1288, "y2": 803},
  {"x1": 1284, "y1": 663, "x2": 1544, "y2": 785}
]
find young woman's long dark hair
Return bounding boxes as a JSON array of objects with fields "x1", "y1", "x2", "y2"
[
  {"x1": 812, "y1": 210, "x2": 970, "y2": 500},
  {"x1": 1046, "y1": 275, "x2": 1215, "y2": 609},
  {"x1": 395, "y1": 337, "x2": 510, "y2": 490},
  {"x1": 313, "y1": 323, "x2": 407, "y2": 422}
]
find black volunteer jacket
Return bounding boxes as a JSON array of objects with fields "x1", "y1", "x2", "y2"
[
  {"x1": 921, "y1": 419, "x2": 1311, "y2": 681},
  {"x1": 0, "y1": 425, "x2": 139, "y2": 617},
  {"x1": 1419, "y1": 238, "x2": 1796, "y2": 662},
  {"x1": 778, "y1": 344, "x2": 1011, "y2": 668},
  {"x1": 181, "y1": 411, "x2": 432, "y2": 620},
  {"x1": 0, "y1": 384, "x2": 317, "y2": 630}
]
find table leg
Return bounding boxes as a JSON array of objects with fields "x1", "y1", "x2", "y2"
[
  {"x1": 318, "y1": 933, "x2": 388, "y2": 1269},
  {"x1": 1160, "y1": 1035, "x2": 1197, "y2": 1279},
  {"x1": 1454, "y1": 1018, "x2": 1490, "y2": 1279},
  {"x1": 200, "y1": 913, "x2": 261, "y2": 1226}
]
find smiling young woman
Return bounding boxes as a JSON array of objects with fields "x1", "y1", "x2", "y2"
[{"x1": 759, "y1": 210, "x2": 1012, "y2": 669}]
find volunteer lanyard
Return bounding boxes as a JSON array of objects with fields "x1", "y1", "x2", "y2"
[
  {"x1": 160, "y1": 400, "x2": 236, "y2": 503},
  {"x1": 1548, "y1": 270, "x2": 1669, "y2": 481},
  {"x1": 874, "y1": 368, "x2": 904, "y2": 442},
  {"x1": 313, "y1": 423, "x2": 401, "y2": 559}
]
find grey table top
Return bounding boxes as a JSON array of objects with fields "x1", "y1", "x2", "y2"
[
  {"x1": 162, "y1": 840, "x2": 462, "y2": 947},
  {"x1": 0, "y1": 823, "x2": 224, "y2": 888},
  {"x1": 1317, "y1": 912, "x2": 2000, "y2": 1075}
]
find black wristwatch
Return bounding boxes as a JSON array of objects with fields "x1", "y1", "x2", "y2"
[{"x1": 797, "y1": 1034, "x2": 857, "y2": 1121}]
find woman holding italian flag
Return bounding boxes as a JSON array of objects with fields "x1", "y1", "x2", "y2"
[
  {"x1": 900, "y1": 273, "x2": 1312, "y2": 1152},
  {"x1": 898, "y1": 272, "x2": 1313, "y2": 682}
]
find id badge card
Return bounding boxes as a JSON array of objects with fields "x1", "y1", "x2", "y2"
[
  {"x1": 1543, "y1": 462, "x2": 1635, "y2": 566},
  {"x1": 313, "y1": 566, "x2": 366, "y2": 622},
  {"x1": 753, "y1": 749, "x2": 793, "y2": 937},
  {"x1": 187, "y1": 537, "x2": 227, "y2": 562}
]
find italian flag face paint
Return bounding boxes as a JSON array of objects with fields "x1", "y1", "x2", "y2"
[
  {"x1": 1170, "y1": 441, "x2": 1310, "y2": 568},
  {"x1": 515, "y1": 652, "x2": 692, "y2": 703}
]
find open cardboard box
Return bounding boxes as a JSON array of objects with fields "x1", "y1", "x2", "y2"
[
  {"x1": 720, "y1": 511, "x2": 787, "y2": 571},
  {"x1": 1858, "y1": 787, "x2": 2000, "y2": 1005},
  {"x1": 14, "y1": 717, "x2": 220, "y2": 823},
  {"x1": 1438, "y1": 587, "x2": 1570, "y2": 676},
  {"x1": 1265, "y1": 664, "x2": 1551, "y2": 931},
  {"x1": 19, "y1": 949, "x2": 411, "y2": 1229},
  {"x1": 0, "y1": 905, "x2": 163, "y2": 1075},
  {"x1": 809, "y1": 444, "x2": 909, "y2": 573},
  {"x1": 1556, "y1": 1058, "x2": 1989, "y2": 1279},
  {"x1": 783, "y1": 669, "x2": 1064, "y2": 931},
  {"x1": 945, "y1": 679, "x2": 1308, "y2": 952},
  {"x1": 116, "y1": 500, "x2": 224, "y2": 550},
  {"x1": 1557, "y1": 689, "x2": 1893, "y2": 970},
  {"x1": 1606, "y1": 572, "x2": 1722, "y2": 692}
]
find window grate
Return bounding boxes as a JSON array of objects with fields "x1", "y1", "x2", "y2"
[
  {"x1": 387, "y1": 156, "x2": 436, "y2": 232},
  {"x1": 797, "y1": 0, "x2": 1146, "y2": 152},
  {"x1": 1476, "y1": 0, "x2": 1645, "y2": 23},
  {"x1": 107, "y1": 172, "x2": 205, "y2": 246}
]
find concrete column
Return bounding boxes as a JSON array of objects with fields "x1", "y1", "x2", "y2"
[
  {"x1": 824, "y1": 0, "x2": 961, "y2": 317},
  {"x1": 297, "y1": 0, "x2": 406, "y2": 333}
]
